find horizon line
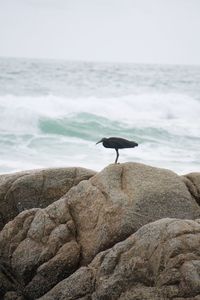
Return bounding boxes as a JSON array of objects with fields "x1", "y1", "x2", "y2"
[{"x1": 0, "y1": 55, "x2": 199, "y2": 68}]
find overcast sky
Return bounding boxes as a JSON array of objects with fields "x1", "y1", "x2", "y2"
[{"x1": 0, "y1": 0, "x2": 200, "y2": 65}]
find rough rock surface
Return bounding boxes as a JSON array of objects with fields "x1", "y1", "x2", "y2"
[
  {"x1": 0, "y1": 163, "x2": 200, "y2": 299},
  {"x1": 182, "y1": 172, "x2": 200, "y2": 205},
  {"x1": 0, "y1": 167, "x2": 96, "y2": 230},
  {"x1": 67, "y1": 163, "x2": 200, "y2": 264},
  {"x1": 38, "y1": 218, "x2": 200, "y2": 300}
]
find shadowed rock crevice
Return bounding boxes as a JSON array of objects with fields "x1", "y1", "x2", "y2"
[
  {"x1": 182, "y1": 173, "x2": 200, "y2": 206},
  {"x1": 0, "y1": 259, "x2": 25, "y2": 299}
]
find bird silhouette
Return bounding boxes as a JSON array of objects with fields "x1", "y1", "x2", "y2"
[{"x1": 96, "y1": 137, "x2": 138, "y2": 163}]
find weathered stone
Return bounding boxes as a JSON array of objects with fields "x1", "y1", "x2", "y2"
[
  {"x1": 0, "y1": 167, "x2": 96, "y2": 230},
  {"x1": 66, "y1": 163, "x2": 200, "y2": 264},
  {"x1": 4, "y1": 291, "x2": 25, "y2": 300},
  {"x1": 182, "y1": 172, "x2": 200, "y2": 205},
  {"x1": 1, "y1": 163, "x2": 200, "y2": 299},
  {"x1": 0, "y1": 200, "x2": 80, "y2": 299},
  {"x1": 38, "y1": 218, "x2": 200, "y2": 300}
]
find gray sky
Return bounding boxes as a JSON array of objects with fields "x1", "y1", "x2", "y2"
[{"x1": 0, "y1": 0, "x2": 200, "y2": 64}]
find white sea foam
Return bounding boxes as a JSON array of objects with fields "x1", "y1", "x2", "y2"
[{"x1": 0, "y1": 93, "x2": 200, "y2": 136}]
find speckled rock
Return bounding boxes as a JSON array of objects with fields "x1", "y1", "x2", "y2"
[
  {"x1": 0, "y1": 163, "x2": 200, "y2": 299},
  {"x1": 0, "y1": 167, "x2": 96, "y2": 230},
  {"x1": 66, "y1": 163, "x2": 200, "y2": 264},
  {"x1": 38, "y1": 218, "x2": 200, "y2": 300},
  {"x1": 182, "y1": 172, "x2": 200, "y2": 205}
]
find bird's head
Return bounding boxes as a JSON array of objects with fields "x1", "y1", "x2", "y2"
[{"x1": 96, "y1": 138, "x2": 107, "y2": 145}]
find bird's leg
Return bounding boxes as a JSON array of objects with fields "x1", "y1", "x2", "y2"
[{"x1": 115, "y1": 149, "x2": 119, "y2": 164}]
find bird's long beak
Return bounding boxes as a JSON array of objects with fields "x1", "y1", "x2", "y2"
[{"x1": 96, "y1": 139, "x2": 102, "y2": 145}]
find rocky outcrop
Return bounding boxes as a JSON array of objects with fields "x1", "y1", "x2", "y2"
[
  {"x1": 38, "y1": 218, "x2": 200, "y2": 300},
  {"x1": 67, "y1": 163, "x2": 200, "y2": 264},
  {"x1": 0, "y1": 167, "x2": 96, "y2": 230},
  {"x1": 0, "y1": 162, "x2": 200, "y2": 299}
]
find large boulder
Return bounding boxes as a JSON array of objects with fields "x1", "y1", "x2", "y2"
[
  {"x1": 37, "y1": 218, "x2": 200, "y2": 300},
  {"x1": 0, "y1": 162, "x2": 200, "y2": 299},
  {"x1": 67, "y1": 163, "x2": 200, "y2": 264},
  {"x1": 0, "y1": 167, "x2": 96, "y2": 230}
]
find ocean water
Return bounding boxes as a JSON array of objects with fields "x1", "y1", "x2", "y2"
[{"x1": 0, "y1": 57, "x2": 200, "y2": 174}]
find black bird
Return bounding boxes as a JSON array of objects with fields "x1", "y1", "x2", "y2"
[{"x1": 96, "y1": 137, "x2": 138, "y2": 164}]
